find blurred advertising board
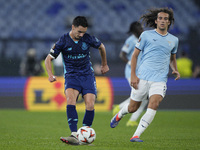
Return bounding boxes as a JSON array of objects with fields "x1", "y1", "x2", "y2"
[{"x1": 24, "y1": 77, "x2": 113, "y2": 111}]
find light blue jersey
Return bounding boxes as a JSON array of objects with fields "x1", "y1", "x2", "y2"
[
  {"x1": 121, "y1": 35, "x2": 141, "y2": 80},
  {"x1": 135, "y1": 29, "x2": 179, "y2": 82}
]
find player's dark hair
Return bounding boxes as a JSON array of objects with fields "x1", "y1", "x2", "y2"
[
  {"x1": 72, "y1": 16, "x2": 88, "y2": 27},
  {"x1": 127, "y1": 21, "x2": 143, "y2": 38},
  {"x1": 140, "y1": 7, "x2": 174, "y2": 30}
]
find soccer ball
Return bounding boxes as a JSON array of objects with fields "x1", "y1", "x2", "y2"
[{"x1": 77, "y1": 126, "x2": 96, "y2": 144}]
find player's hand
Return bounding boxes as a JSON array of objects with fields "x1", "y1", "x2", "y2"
[
  {"x1": 172, "y1": 70, "x2": 180, "y2": 80},
  {"x1": 101, "y1": 65, "x2": 109, "y2": 75},
  {"x1": 130, "y1": 75, "x2": 140, "y2": 89},
  {"x1": 48, "y1": 75, "x2": 56, "y2": 82}
]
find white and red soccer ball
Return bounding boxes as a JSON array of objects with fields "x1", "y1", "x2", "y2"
[{"x1": 77, "y1": 126, "x2": 96, "y2": 144}]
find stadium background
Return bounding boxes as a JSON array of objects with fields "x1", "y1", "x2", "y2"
[{"x1": 0, "y1": 0, "x2": 200, "y2": 110}]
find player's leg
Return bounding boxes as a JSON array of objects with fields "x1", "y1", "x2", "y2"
[
  {"x1": 130, "y1": 82, "x2": 166, "y2": 142},
  {"x1": 130, "y1": 95, "x2": 162, "y2": 142},
  {"x1": 60, "y1": 77, "x2": 81, "y2": 145},
  {"x1": 82, "y1": 75, "x2": 97, "y2": 127},
  {"x1": 65, "y1": 88, "x2": 80, "y2": 134},
  {"x1": 110, "y1": 79, "x2": 148, "y2": 128},
  {"x1": 127, "y1": 100, "x2": 148, "y2": 127},
  {"x1": 83, "y1": 93, "x2": 95, "y2": 127},
  {"x1": 110, "y1": 99, "x2": 141, "y2": 128},
  {"x1": 113, "y1": 97, "x2": 130, "y2": 116}
]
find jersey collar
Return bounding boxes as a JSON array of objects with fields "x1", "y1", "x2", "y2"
[
  {"x1": 68, "y1": 32, "x2": 79, "y2": 44},
  {"x1": 154, "y1": 29, "x2": 168, "y2": 37}
]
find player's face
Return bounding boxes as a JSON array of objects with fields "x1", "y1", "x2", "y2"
[
  {"x1": 155, "y1": 12, "x2": 170, "y2": 31},
  {"x1": 72, "y1": 25, "x2": 87, "y2": 40}
]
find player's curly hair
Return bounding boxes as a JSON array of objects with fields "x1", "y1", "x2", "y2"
[
  {"x1": 127, "y1": 21, "x2": 143, "y2": 38},
  {"x1": 140, "y1": 7, "x2": 174, "y2": 30},
  {"x1": 72, "y1": 16, "x2": 88, "y2": 27}
]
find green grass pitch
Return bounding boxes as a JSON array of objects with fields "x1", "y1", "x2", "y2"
[{"x1": 0, "y1": 110, "x2": 200, "y2": 150}]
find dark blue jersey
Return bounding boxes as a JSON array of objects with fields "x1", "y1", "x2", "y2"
[{"x1": 50, "y1": 33, "x2": 101, "y2": 77}]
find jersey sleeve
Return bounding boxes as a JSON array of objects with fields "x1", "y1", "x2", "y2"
[
  {"x1": 49, "y1": 35, "x2": 65, "y2": 59},
  {"x1": 171, "y1": 37, "x2": 179, "y2": 54},
  {"x1": 135, "y1": 32, "x2": 147, "y2": 51},
  {"x1": 89, "y1": 35, "x2": 102, "y2": 49}
]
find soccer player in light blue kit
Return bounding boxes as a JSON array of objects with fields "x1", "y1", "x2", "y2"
[
  {"x1": 113, "y1": 21, "x2": 148, "y2": 127},
  {"x1": 110, "y1": 8, "x2": 180, "y2": 142},
  {"x1": 45, "y1": 16, "x2": 109, "y2": 145}
]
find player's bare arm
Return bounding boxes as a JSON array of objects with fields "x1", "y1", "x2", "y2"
[
  {"x1": 170, "y1": 54, "x2": 180, "y2": 80},
  {"x1": 45, "y1": 54, "x2": 56, "y2": 82},
  {"x1": 98, "y1": 43, "x2": 109, "y2": 74},
  {"x1": 130, "y1": 48, "x2": 140, "y2": 89},
  {"x1": 119, "y1": 51, "x2": 129, "y2": 63}
]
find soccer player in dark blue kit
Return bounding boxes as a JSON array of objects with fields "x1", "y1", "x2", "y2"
[{"x1": 45, "y1": 16, "x2": 109, "y2": 145}]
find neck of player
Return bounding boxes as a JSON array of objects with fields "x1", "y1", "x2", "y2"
[
  {"x1": 69, "y1": 31, "x2": 78, "y2": 41},
  {"x1": 155, "y1": 28, "x2": 168, "y2": 36}
]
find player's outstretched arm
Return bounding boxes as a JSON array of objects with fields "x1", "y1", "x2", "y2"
[
  {"x1": 45, "y1": 54, "x2": 56, "y2": 82},
  {"x1": 98, "y1": 43, "x2": 109, "y2": 75},
  {"x1": 170, "y1": 54, "x2": 180, "y2": 80}
]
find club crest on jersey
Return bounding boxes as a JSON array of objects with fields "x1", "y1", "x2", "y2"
[
  {"x1": 82, "y1": 42, "x2": 88, "y2": 50},
  {"x1": 136, "y1": 42, "x2": 140, "y2": 47},
  {"x1": 136, "y1": 38, "x2": 141, "y2": 47},
  {"x1": 67, "y1": 47, "x2": 72, "y2": 51}
]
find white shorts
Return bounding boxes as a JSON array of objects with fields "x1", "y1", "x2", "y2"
[{"x1": 130, "y1": 79, "x2": 167, "y2": 102}]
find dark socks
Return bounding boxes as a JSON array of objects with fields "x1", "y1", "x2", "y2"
[
  {"x1": 67, "y1": 105, "x2": 78, "y2": 132},
  {"x1": 83, "y1": 109, "x2": 95, "y2": 127}
]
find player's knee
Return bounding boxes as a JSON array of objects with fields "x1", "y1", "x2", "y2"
[
  {"x1": 148, "y1": 100, "x2": 160, "y2": 110},
  {"x1": 66, "y1": 97, "x2": 76, "y2": 105},
  {"x1": 128, "y1": 100, "x2": 141, "y2": 113},
  {"x1": 85, "y1": 102, "x2": 95, "y2": 110},
  {"x1": 149, "y1": 95, "x2": 163, "y2": 109},
  {"x1": 128, "y1": 105, "x2": 138, "y2": 113},
  {"x1": 86, "y1": 104, "x2": 94, "y2": 110}
]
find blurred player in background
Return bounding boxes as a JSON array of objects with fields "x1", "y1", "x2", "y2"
[
  {"x1": 19, "y1": 48, "x2": 43, "y2": 76},
  {"x1": 112, "y1": 21, "x2": 148, "y2": 127},
  {"x1": 45, "y1": 16, "x2": 109, "y2": 145},
  {"x1": 110, "y1": 7, "x2": 180, "y2": 142}
]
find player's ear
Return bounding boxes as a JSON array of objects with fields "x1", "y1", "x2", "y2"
[
  {"x1": 72, "y1": 25, "x2": 74, "y2": 29},
  {"x1": 155, "y1": 19, "x2": 157, "y2": 25},
  {"x1": 168, "y1": 20, "x2": 170, "y2": 25}
]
